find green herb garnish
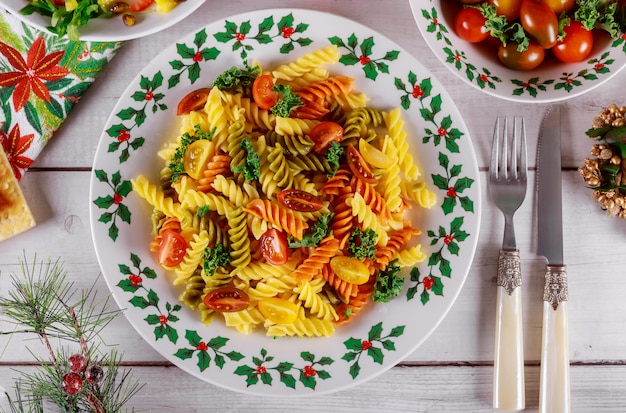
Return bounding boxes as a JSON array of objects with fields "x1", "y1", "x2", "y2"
[
  {"x1": 288, "y1": 213, "x2": 334, "y2": 248},
  {"x1": 324, "y1": 141, "x2": 344, "y2": 178},
  {"x1": 213, "y1": 62, "x2": 261, "y2": 93},
  {"x1": 231, "y1": 137, "x2": 261, "y2": 181},
  {"x1": 347, "y1": 228, "x2": 377, "y2": 259},
  {"x1": 270, "y1": 84, "x2": 303, "y2": 117},
  {"x1": 372, "y1": 260, "x2": 404, "y2": 303},
  {"x1": 201, "y1": 244, "x2": 231, "y2": 276}
]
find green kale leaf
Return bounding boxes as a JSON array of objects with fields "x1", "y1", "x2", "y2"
[
  {"x1": 288, "y1": 213, "x2": 334, "y2": 248},
  {"x1": 372, "y1": 260, "x2": 404, "y2": 303},
  {"x1": 270, "y1": 84, "x2": 303, "y2": 117},
  {"x1": 201, "y1": 244, "x2": 231, "y2": 276},
  {"x1": 325, "y1": 141, "x2": 344, "y2": 178},
  {"x1": 347, "y1": 228, "x2": 378, "y2": 259},
  {"x1": 231, "y1": 137, "x2": 261, "y2": 181},
  {"x1": 213, "y1": 63, "x2": 261, "y2": 93}
]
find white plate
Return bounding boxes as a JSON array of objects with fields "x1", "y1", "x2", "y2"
[
  {"x1": 89, "y1": 8, "x2": 481, "y2": 396},
  {"x1": 410, "y1": 0, "x2": 626, "y2": 103},
  {"x1": 0, "y1": 0, "x2": 206, "y2": 41}
]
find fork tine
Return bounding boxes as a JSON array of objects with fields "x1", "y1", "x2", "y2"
[
  {"x1": 500, "y1": 117, "x2": 508, "y2": 180},
  {"x1": 519, "y1": 118, "x2": 527, "y2": 181},
  {"x1": 511, "y1": 117, "x2": 518, "y2": 180},
  {"x1": 490, "y1": 118, "x2": 500, "y2": 179}
]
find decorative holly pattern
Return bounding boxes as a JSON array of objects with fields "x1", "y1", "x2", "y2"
[
  {"x1": 234, "y1": 349, "x2": 333, "y2": 390},
  {"x1": 417, "y1": 5, "x2": 626, "y2": 99},
  {"x1": 174, "y1": 330, "x2": 244, "y2": 372},
  {"x1": 431, "y1": 152, "x2": 475, "y2": 215},
  {"x1": 394, "y1": 73, "x2": 464, "y2": 153},
  {"x1": 168, "y1": 29, "x2": 220, "y2": 88},
  {"x1": 329, "y1": 34, "x2": 399, "y2": 81},
  {"x1": 342, "y1": 322, "x2": 405, "y2": 379},
  {"x1": 92, "y1": 170, "x2": 132, "y2": 241},
  {"x1": 407, "y1": 216, "x2": 470, "y2": 305},
  {"x1": 214, "y1": 13, "x2": 312, "y2": 59},
  {"x1": 91, "y1": 10, "x2": 480, "y2": 394}
]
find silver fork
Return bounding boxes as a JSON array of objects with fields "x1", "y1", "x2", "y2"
[{"x1": 490, "y1": 117, "x2": 527, "y2": 413}]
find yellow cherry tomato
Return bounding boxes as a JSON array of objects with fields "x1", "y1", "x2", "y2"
[
  {"x1": 183, "y1": 139, "x2": 212, "y2": 180},
  {"x1": 258, "y1": 298, "x2": 299, "y2": 324},
  {"x1": 359, "y1": 139, "x2": 393, "y2": 169},
  {"x1": 330, "y1": 256, "x2": 370, "y2": 285}
]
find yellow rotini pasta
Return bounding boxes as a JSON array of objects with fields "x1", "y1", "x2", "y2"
[{"x1": 132, "y1": 46, "x2": 435, "y2": 337}]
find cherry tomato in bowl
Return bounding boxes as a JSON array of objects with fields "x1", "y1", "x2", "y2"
[
  {"x1": 552, "y1": 20, "x2": 594, "y2": 63},
  {"x1": 498, "y1": 41, "x2": 545, "y2": 71},
  {"x1": 454, "y1": 7, "x2": 489, "y2": 43}
]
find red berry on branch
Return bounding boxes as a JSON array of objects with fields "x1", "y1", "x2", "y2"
[
  {"x1": 85, "y1": 365, "x2": 104, "y2": 384},
  {"x1": 62, "y1": 372, "x2": 83, "y2": 395},
  {"x1": 68, "y1": 354, "x2": 87, "y2": 373}
]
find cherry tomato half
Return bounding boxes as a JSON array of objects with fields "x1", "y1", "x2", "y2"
[
  {"x1": 252, "y1": 74, "x2": 279, "y2": 110},
  {"x1": 498, "y1": 41, "x2": 545, "y2": 71},
  {"x1": 183, "y1": 139, "x2": 212, "y2": 179},
  {"x1": 203, "y1": 287, "x2": 250, "y2": 312},
  {"x1": 520, "y1": 0, "x2": 559, "y2": 49},
  {"x1": 260, "y1": 228, "x2": 290, "y2": 265},
  {"x1": 487, "y1": 0, "x2": 523, "y2": 20},
  {"x1": 157, "y1": 229, "x2": 187, "y2": 267},
  {"x1": 277, "y1": 189, "x2": 323, "y2": 212},
  {"x1": 346, "y1": 144, "x2": 377, "y2": 184},
  {"x1": 454, "y1": 7, "x2": 489, "y2": 43},
  {"x1": 330, "y1": 256, "x2": 370, "y2": 285},
  {"x1": 177, "y1": 88, "x2": 211, "y2": 116},
  {"x1": 552, "y1": 21, "x2": 594, "y2": 63},
  {"x1": 258, "y1": 297, "x2": 299, "y2": 324},
  {"x1": 359, "y1": 139, "x2": 393, "y2": 169},
  {"x1": 309, "y1": 121, "x2": 344, "y2": 154}
]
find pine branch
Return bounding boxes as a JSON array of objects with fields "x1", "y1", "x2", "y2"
[{"x1": 0, "y1": 255, "x2": 144, "y2": 412}]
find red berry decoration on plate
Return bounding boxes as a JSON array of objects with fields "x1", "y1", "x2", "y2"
[
  {"x1": 68, "y1": 353, "x2": 87, "y2": 373},
  {"x1": 61, "y1": 372, "x2": 83, "y2": 395},
  {"x1": 85, "y1": 365, "x2": 104, "y2": 384}
]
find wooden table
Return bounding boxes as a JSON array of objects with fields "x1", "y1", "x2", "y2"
[{"x1": 2, "y1": 1, "x2": 626, "y2": 411}]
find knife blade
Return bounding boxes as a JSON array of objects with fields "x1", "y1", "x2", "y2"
[{"x1": 536, "y1": 105, "x2": 570, "y2": 413}]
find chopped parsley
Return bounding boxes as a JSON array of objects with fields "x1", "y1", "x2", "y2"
[
  {"x1": 325, "y1": 142, "x2": 344, "y2": 178},
  {"x1": 201, "y1": 244, "x2": 231, "y2": 276},
  {"x1": 168, "y1": 125, "x2": 214, "y2": 183},
  {"x1": 288, "y1": 213, "x2": 334, "y2": 248},
  {"x1": 213, "y1": 62, "x2": 261, "y2": 93},
  {"x1": 196, "y1": 205, "x2": 211, "y2": 218},
  {"x1": 347, "y1": 228, "x2": 377, "y2": 259},
  {"x1": 270, "y1": 84, "x2": 303, "y2": 117},
  {"x1": 231, "y1": 138, "x2": 261, "y2": 181},
  {"x1": 372, "y1": 260, "x2": 404, "y2": 303}
]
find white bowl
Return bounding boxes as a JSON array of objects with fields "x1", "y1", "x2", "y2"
[
  {"x1": 0, "y1": 0, "x2": 206, "y2": 41},
  {"x1": 410, "y1": 0, "x2": 626, "y2": 103}
]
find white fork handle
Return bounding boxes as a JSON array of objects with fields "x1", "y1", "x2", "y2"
[
  {"x1": 493, "y1": 250, "x2": 525, "y2": 412},
  {"x1": 539, "y1": 265, "x2": 570, "y2": 413}
]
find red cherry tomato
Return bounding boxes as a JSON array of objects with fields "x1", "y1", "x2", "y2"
[
  {"x1": 252, "y1": 74, "x2": 279, "y2": 110},
  {"x1": 260, "y1": 228, "x2": 290, "y2": 265},
  {"x1": 552, "y1": 21, "x2": 594, "y2": 63},
  {"x1": 487, "y1": 0, "x2": 523, "y2": 20},
  {"x1": 157, "y1": 230, "x2": 187, "y2": 267},
  {"x1": 346, "y1": 144, "x2": 377, "y2": 184},
  {"x1": 177, "y1": 88, "x2": 211, "y2": 116},
  {"x1": 454, "y1": 7, "x2": 489, "y2": 43},
  {"x1": 277, "y1": 189, "x2": 323, "y2": 212},
  {"x1": 203, "y1": 287, "x2": 250, "y2": 312},
  {"x1": 520, "y1": 0, "x2": 559, "y2": 49},
  {"x1": 542, "y1": 0, "x2": 575, "y2": 13},
  {"x1": 308, "y1": 121, "x2": 344, "y2": 154},
  {"x1": 498, "y1": 41, "x2": 545, "y2": 71}
]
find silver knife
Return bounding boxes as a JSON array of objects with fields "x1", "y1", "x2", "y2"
[{"x1": 536, "y1": 105, "x2": 570, "y2": 413}]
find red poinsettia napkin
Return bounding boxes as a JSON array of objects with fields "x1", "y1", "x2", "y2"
[{"x1": 0, "y1": 9, "x2": 122, "y2": 180}]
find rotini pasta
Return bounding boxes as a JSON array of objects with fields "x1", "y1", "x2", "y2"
[{"x1": 133, "y1": 46, "x2": 435, "y2": 337}]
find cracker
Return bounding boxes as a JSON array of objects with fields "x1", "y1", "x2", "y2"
[{"x1": 0, "y1": 145, "x2": 35, "y2": 241}]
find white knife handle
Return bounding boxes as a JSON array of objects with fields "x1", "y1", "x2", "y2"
[
  {"x1": 539, "y1": 265, "x2": 570, "y2": 413},
  {"x1": 493, "y1": 250, "x2": 525, "y2": 412}
]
